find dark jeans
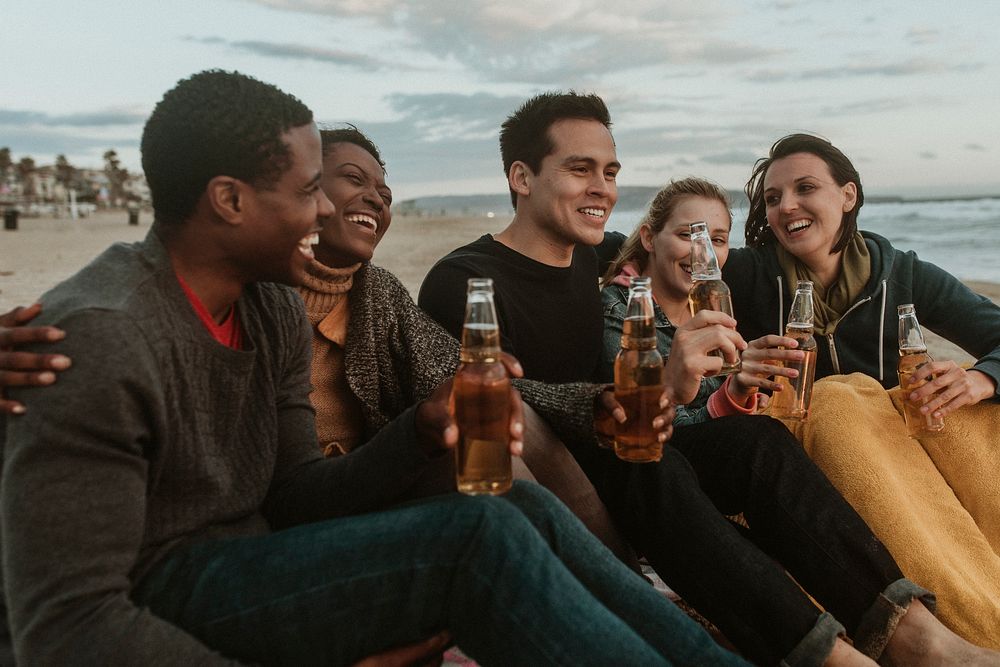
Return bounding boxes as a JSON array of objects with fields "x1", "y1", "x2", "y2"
[
  {"x1": 575, "y1": 414, "x2": 922, "y2": 666},
  {"x1": 133, "y1": 482, "x2": 747, "y2": 667}
]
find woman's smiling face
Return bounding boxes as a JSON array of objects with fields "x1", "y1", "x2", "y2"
[
  {"x1": 314, "y1": 141, "x2": 393, "y2": 268},
  {"x1": 762, "y1": 152, "x2": 857, "y2": 267},
  {"x1": 642, "y1": 195, "x2": 731, "y2": 304}
]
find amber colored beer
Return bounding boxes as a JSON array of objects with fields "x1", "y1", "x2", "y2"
[
  {"x1": 769, "y1": 324, "x2": 818, "y2": 421},
  {"x1": 897, "y1": 348, "x2": 945, "y2": 437},
  {"x1": 613, "y1": 383, "x2": 664, "y2": 462},
  {"x1": 688, "y1": 278, "x2": 741, "y2": 376},
  {"x1": 453, "y1": 322, "x2": 512, "y2": 495},
  {"x1": 614, "y1": 315, "x2": 665, "y2": 463}
]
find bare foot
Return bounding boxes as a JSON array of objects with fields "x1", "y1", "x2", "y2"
[
  {"x1": 824, "y1": 638, "x2": 877, "y2": 666},
  {"x1": 883, "y1": 600, "x2": 1000, "y2": 666}
]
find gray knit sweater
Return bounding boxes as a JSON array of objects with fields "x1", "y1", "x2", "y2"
[{"x1": 1, "y1": 229, "x2": 438, "y2": 665}]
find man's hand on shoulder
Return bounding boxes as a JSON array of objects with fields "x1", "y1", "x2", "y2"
[{"x1": 1, "y1": 303, "x2": 72, "y2": 414}]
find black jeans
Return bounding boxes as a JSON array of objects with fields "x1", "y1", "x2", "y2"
[{"x1": 575, "y1": 414, "x2": 906, "y2": 666}]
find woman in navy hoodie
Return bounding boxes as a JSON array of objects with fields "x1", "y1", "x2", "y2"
[
  {"x1": 724, "y1": 132, "x2": 1000, "y2": 646},
  {"x1": 726, "y1": 133, "x2": 1000, "y2": 414}
]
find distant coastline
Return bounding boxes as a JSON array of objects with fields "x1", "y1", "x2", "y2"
[
  {"x1": 1, "y1": 209, "x2": 995, "y2": 366},
  {"x1": 394, "y1": 187, "x2": 1000, "y2": 218}
]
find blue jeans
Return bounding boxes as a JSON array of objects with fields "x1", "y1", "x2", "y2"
[{"x1": 133, "y1": 482, "x2": 747, "y2": 666}]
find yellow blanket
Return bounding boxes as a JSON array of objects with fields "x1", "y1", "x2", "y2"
[{"x1": 777, "y1": 373, "x2": 1000, "y2": 648}]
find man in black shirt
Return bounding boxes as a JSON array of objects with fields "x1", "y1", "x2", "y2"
[{"x1": 419, "y1": 92, "x2": 619, "y2": 383}]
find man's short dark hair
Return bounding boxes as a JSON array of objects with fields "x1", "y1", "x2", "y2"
[
  {"x1": 141, "y1": 69, "x2": 313, "y2": 226},
  {"x1": 499, "y1": 91, "x2": 612, "y2": 208}
]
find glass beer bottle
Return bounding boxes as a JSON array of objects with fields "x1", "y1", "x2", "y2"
[
  {"x1": 769, "y1": 280, "x2": 818, "y2": 420},
  {"x1": 614, "y1": 276, "x2": 666, "y2": 463},
  {"x1": 452, "y1": 278, "x2": 513, "y2": 495},
  {"x1": 897, "y1": 303, "x2": 945, "y2": 437},
  {"x1": 687, "y1": 221, "x2": 740, "y2": 375}
]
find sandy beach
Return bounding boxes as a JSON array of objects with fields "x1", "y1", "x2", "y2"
[{"x1": 2, "y1": 208, "x2": 996, "y2": 365}]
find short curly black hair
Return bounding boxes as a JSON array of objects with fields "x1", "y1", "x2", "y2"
[
  {"x1": 141, "y1": 69, "x2": 313, "y2": 226},
  {"x1": 320, "y1": 124, "x2": 385, "y2": 173},
  {"x1": 499, "y1": 91, "x2": 612, "y2": 208}
]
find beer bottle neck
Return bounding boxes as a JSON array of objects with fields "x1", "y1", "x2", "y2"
[
  {"x1": 460, "y1": 323, "x2": 502, "y2": 363},
  {"x1": 621, "y1": 315, "x2": 657, "y2": 350}
]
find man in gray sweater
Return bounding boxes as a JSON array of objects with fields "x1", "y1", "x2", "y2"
[{"x1": 0, "y1": 70, "x2": 745, "y2": 666}]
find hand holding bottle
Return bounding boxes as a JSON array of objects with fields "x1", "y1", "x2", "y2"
[
  {"x1": 902, "y1": 361, "x2": 995, "y2": 418},
  {"x1": 416, "y1": 351, "x2": 525, "y2": 459},
  {"x1": 766, "y1": 281, "x2": 818, "y2": 421},
  {"x1": 593, "y1": 387, "x2": 675, "y2": 449},
  {"x1": 687, "y1": 221, "x2": 741, "y2": 376},
  {"x1": 664, "y1": 310, "x2": 746, "y2": 405},
  {"x1": 896, "y1": 304, "x2": 945, "y2": 435},
  {"x1": 732, "y1": 334, "x2": 806, "y2": 405}
]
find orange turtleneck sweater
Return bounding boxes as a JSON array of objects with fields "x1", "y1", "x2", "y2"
[{"x1": 298, "y1": 259, "x2": 366, "y2": 457}]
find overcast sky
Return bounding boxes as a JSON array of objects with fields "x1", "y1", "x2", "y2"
[{"x1": 4, "y1": 0, "x2": 999, "y2": 201}]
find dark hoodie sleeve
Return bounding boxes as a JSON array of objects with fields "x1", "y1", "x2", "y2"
[{"x1": 908, "y1": 255, "x2": 1000, "y2": 398}]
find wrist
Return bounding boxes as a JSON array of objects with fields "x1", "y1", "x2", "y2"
[
  {"x1": 708, "y1": 376, "x2": 758, "y2": 418},
  {"x1": 968, "y1": 369, "x2": 997, "y2": 401},
  {"x1": 725, "y1": 375, "x2": 756, "y2": 407}
]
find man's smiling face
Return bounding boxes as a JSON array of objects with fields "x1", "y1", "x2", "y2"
[{"x1": 520, "y1": 117, "x2": 620, "y2": 250}]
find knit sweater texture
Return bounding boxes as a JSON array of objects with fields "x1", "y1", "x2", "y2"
[
  {"x1": 1, "y1": 229, "x2": 434, "y2": 665},
  {"x1": 318, "y1": 261, "x2": 601, "y2": 448}
]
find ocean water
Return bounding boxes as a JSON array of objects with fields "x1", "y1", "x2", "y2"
[{"x1": 605, "y1": 197, "x2": 1000, "y2": 284}]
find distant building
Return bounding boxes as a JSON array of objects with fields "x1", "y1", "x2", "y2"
[{"x1": 0, "y1": 161, "x2": 149, "y2": 212}]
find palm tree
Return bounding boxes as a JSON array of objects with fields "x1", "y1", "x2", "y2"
[
  {"x1": 0, "y1": 147, "x2": 12, "y2": 196},
  {"x1": 16, "y1": 157, "x2": 37, "y2": 199},
  {"x1": 103, "y1": 149, "x2": 128, "y2": 206}
]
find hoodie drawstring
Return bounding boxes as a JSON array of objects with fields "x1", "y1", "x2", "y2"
[
  {"x1": 878, "y1": 279, "x2": 887, "y2": 383},
  {"x1": 776, "y1": 275, "x2": 784, "y2": 335}
]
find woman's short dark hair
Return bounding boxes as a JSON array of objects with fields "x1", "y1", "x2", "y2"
[
  {"x1": 744, "y1": 133, "x2": 864, "y2": 253},
  {"x1": 319, "y1": 124, "x2": 385, "y2": 172}
]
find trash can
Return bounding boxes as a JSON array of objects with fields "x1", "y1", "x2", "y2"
[
  {"x1": 128, "y1": 209, "x2": 139, "y2": 226},
  {"x1": 3, "y1": 208, "x2": 18, "y2": 231}
]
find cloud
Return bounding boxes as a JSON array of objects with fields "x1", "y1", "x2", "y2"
[
  {"x1": 906, "y1": 27, "x2": 939, "y2": 45},
  {"x1": 0, "y1": 126, "x2": 139, "y2": 163},
  {"x1": 379, "y1": 91, "x2": 522, "y2": 140},
  {"x1": 182, "y1": 35, "x2": 404, "y2": 70},
  {"x1": 246, "y1": 0, "x2": 396, "y2": 19},
  {"x1": 0, "y1": 107, "x2": 144, "y2": 166},
  {"x1": 313, "y1": 90, "x2": 775, "y2": 190},
  {"x1": 964, "y1": 143, "x2": 987, "y2": 151},
  {"x1": 701, "y1": 150, "x2": 762, "y2": 166},
  {"x1": 315, "y1": 91, "x2": 519, "y2": 186},
  {"x1": 745, "y1": 57, "x2": 982, "y2": 82},
  {"x1": 0, "y1": 109, "x2": 147, "y2": 127},
  {"x1": 820, "y1": 96, "x2": 928, "y2": 115},
  {"x1": 237, "y1": 0, "x2": 781, "y2": 83},
  {"x1": 346, "y1": 89, "x2": 772, "y2": 170},
  {"x1": 919, "y1": 151, "x2": 937, "y2": 160}
]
